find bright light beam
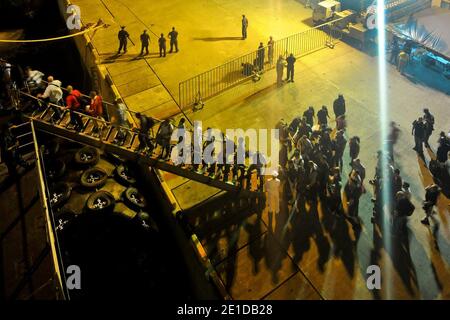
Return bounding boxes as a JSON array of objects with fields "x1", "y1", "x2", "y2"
[{"x1": 376, "y1": 0, "x2": 392, "y2": 300}]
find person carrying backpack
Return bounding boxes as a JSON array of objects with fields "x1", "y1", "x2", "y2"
[{"x1": 135, "y1": 112, "x2": 155, "y2": 153}]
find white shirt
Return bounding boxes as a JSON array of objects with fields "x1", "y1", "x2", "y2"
[
  {"x1": 42, "y1": 80, "x2": 63, "y2": 103},
  {"x1": 27, "y1": 70, "x2": 44, "y2": 85}
]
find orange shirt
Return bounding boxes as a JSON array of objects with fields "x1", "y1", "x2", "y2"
[{"x1": 89, "y1": 95, "x2": 103, "y2": 117}]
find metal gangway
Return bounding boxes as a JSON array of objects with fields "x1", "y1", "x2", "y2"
[{"x1": 17, "y1": 93, "x2": 262, "y2": 197}]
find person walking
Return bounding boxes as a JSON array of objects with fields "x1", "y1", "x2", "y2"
[
  {"x1": 158, "y1": 33, "x2": 167, "y2": 57},
  {"x1": 286, "y1": 53, "x2": 296, "y2": 82},
  {"x1": 117, "y1": 26, "x2": 130, "y2": 54},
  {"x1": 267, "y1": 36, "x2": 274, "y2": 65},
  {"x1": 156, "y1": 119, "x2": 174, "y2": 159},
  {"x1": 241, "y1": 15, "x2": 248, "y2": 39},
  {"x1": 257, "y1": 42, "x2": 265, "y2": 71},
  {"x1": 140, "y1": 30, "x2": 150, "y2": 55},
  {"x1": 24, "y1": 66, "x2": 45, "y2": 94},
  {"x1": 334, "y1": 129, "x2": 347, "y2": 170},
  {"x1": 333, "y1": 94, "x2": 346, "y2": 118},
  {"x1": 388, "y1": 121, "x2": 400, "y2": 146},
  {"x1": 64, "y1": 85, "x2": 84, "y2": 132},
  {"x1": 135, "y1": 112, "x2": 155, "y2": 153},
  {"x1": 86, "y1": 90, "x2": 104, "y2": 135},
  {"x1": 412, "y1": 117, "x2": 425, "y2": 155},
  {"x1": 276, "y1": 55, "x2": 285, "y2": 86},
  {"x1": 168, "y1": 27, "x2": 179, "y2": 53},
  {"x1": 344, "y1": 169, "x2": 363, "y2": 224},
  {"x1": 37, "y1": 76, "x2": 63, "y2": 122},
  {"x1": 423, "y1": 108, "x2": 434, "y2": 149},
  {"x1": 351, "y1": 158, "x2": 366, "y2": 193},
  {"x1": 348, "y1": 136, "x2": 360, "y2": 165},
  {"x1": 420, "y1": 184, "x2": 441, "y2": 225},
  {"x1": 303, "y1": 106, "x2": 315, "y2": 127},
  {"x1": 317, "y1": 105, "x2": 330, "y2": 127},
  {"x1": 436, "y1": 131, "x2": 450, "y2": 163}
]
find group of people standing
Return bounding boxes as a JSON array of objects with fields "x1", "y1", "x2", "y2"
[
  {"x1": 270, "y1": 94, "x2": 367, "y2": 227},
  {"x1": 117, "y1": 26, "x2": 179, "y2": 57},
  {"x1": 411, "y1": 108, "x2": 435, "y2": 157}
]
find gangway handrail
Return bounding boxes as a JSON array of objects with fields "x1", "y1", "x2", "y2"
[{"x1": 30, "y1": 121, "x2": 69, "y2": 300}]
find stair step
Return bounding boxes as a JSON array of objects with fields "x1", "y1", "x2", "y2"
[
  {"x1": 60, "y1": 112, "x2": 72, "y2": 127},
  {"x1": 80, "y1": 118, "x2": 90, "y2": 133},
  {"x1": 39, "y1": 108, "x2": 50, "y2": 120},
  {"x1": 125, "y1": 132, "x2": 137, "y2": 149},
  {"x1": 83, "y1": 120, "x2": 96, "y2": 136},
  {"x1": 102, "y1": 126, "x2": 113, "y2": 140},
  {"x1": 107, "y1": 127, "x2": 119, "y2": 144}
]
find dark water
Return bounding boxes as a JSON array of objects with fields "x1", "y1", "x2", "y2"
[{"x1": 0, "y1": 0, "x2": 89, "y2": 91}]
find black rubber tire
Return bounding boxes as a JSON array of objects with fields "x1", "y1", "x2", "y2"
[
  {"x1": 85, "y1": 191, "x2": 115, "y2": 213},
  {"x1": 123, "y1": 187, "x2": 147, "y2": 210},
  {"x1": 49, "y1": 182, "x2": 71, "y2": 209},
  {"x1": 54, "y1": 209, "x2": 76, "y2": 233},
  {"x1": 45, "y1": 159, "x2": 66, "y2": 180},
  {"x1": 135, "y1": 211, "x2": 158, "y2": 232},
  {"x1": 80, "y1": 167, "x2": 108, "y2": 189},
  {"x1": 114, "y1": 164, "x2": 137, "y2": 186},
  {"x1": 74, "y1": 146, "x2": 100, "y2": 166}
]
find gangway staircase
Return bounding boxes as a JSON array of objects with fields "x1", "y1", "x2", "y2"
[{"x1": 24, "y1": 102, "x2": 261, "y2": 197}]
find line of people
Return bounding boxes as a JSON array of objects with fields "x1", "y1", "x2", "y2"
[
  {"x1": 134, "y1": 113, "x2": 266, "y2": 190},
  {"x1": 31, "y1": 75, "x2": 105, "y2": 134},
  {"x1": 0, "y1": 60, "x2": 108, "y2": 138},
  {"x1": 1, "y1": 59, "x2": 108, "y2": 136}
]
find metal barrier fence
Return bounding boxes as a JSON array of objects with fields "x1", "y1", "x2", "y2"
[{"x1": 179, "y1": 18, "x2": 344, "y2": 109}]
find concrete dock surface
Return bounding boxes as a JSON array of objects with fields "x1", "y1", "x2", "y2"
[{"x1": 73, "y1": 0, "x2": 450, "y2": 300}]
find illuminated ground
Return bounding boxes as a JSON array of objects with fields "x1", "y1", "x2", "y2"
[
  {"x1": 73, "y1": 0, "x2": 313, "y2": 118},
  {"x1": 169, "y1": 40, "x2": 450, "y2": 300},
  {"x1": 75, "y1": 0, "x2": 450, "y2": 299}
]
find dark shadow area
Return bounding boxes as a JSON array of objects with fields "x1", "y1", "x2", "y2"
[
  {"x1": 220, "y1": 70, "x2": 245, "y2": 85},
  {"x1": 321, "y1": 204, "x2": 355, "y2": 277},
  {"x1": 300, "y1": 17, "x2": 314, "y2": 27},
  {"x1": 389, "y1": 229, "x2": 418, "y2": 296},
  {"x1": 60, "y1": 212, "x2": 190, "y2": 299}
]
